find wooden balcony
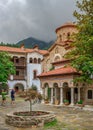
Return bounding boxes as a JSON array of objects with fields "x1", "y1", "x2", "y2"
[
  {"x1": 14, "y1": 63, "x2": 26, "y2": 67},
  {"x1": 12, "y1": 76, "x2": 25, "y2": 80}
]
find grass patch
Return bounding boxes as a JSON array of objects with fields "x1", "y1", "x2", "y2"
[
  {"x1": 44, "y1": 119, "x2": 58, "y2": 128},
  {"x1": 44, "y1": 119, "x2": 73, "y2": 130}
]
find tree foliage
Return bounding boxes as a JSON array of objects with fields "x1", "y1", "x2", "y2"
[
  {"x1": 0, "y1": 42, "x2": 19, "y2": 48},
  {"x1": 65, "y1": 0, "x2": 93, "y2": 84},
  {"x1": 0, "y1": 52, "x2": 15, "y2": 84}
]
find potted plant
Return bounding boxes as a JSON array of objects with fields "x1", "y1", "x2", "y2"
[
  {"x1": 77, "y1": 100, "x2": 84, "y2": 107},
  {"x1": 64, "y1": 99, "x2": 69, "y2": 105}
]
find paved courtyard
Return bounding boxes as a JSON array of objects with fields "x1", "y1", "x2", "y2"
[{"x1": 0, "y1": 97, "x2": 93, "y2": 130}]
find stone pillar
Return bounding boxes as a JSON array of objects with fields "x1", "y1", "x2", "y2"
[
  {"x1": 78, "y1": 87, "x2": 80, "y2": 101},
  {"x1": 50, "y1": 88, "x2": 53, "y2": 104},
  {"x1": 42, "y1": 88, "x2": 45, "y2": 104},
  {"x1": 70, "y1": 87, "x2": 74, "y2": 106},
  {"x1": 55, "y1": 87, "x2": 57, "y2": 100},
  {"x1": 60, "y1": 87, "x2": 64, "y2": 105}
]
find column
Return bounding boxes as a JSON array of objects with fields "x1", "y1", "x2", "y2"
[
  {"x1": 60, "y1": 87, "x2": 64, "y2": 105},
  {"x1": 78, "y1": 87, "x2": 80, "y2": 101},
  {"x1": 41, "y1": 88, "x2": 45, "y2": 104},
  {"x1": 50, "y1": 88, "x2": 53, "y2": 104},
  {"x1": 55, "y1": 87, "x2": 57, "y2": 101},
  {"x1": 70, "y1": 87, "x2": 74, "y2": 106}
]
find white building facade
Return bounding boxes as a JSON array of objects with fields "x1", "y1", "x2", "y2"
[{"x1": 0, "y1": 45, "x2": 48, "y2": 94}]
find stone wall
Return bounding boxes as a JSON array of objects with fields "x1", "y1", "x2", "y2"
[{"x1": 6, "y1": 111, "x2": 56, "y2": 128}]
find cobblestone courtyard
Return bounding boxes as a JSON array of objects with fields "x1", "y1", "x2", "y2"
[{"x1": 0, "y1": 97, "x2": 93, "y2": 130}]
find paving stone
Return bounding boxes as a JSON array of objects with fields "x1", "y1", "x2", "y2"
[{"x1": 0, "y1": 97, "x2": 93, "y2": 130}]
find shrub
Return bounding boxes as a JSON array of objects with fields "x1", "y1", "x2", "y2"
[
  {"x1": 31, "y1": 85, "x2": 37, "y2": 91},
  {"x1": 64, "y1": 99, "x2": 69, "y2": 103},
  {"x1": 77, "y1": 100, "x2": 83, "y2": 104}
]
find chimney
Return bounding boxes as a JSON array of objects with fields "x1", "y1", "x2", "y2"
[
  {"x1": 33, "y1": 44, "x2": 39, "y2": 51},
  {"x1": 20, "y1": 43, "x2": 25, "y2": 50}
]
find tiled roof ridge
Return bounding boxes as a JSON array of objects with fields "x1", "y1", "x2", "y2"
[
  {"x1": 38, "y1": 66, "x2": 78, "y2": 77},
  {"x1": 0, "y1": 45, "x2": 48, "y2": 55}
]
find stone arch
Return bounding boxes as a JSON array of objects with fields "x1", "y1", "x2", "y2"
[
  {"x1": 44, "y1": 83, "x2": 51, "y2": 100},
  {"x1": 53, "y1": 83, "x2": 58, "y2": 87},
  {"x1": 54, "y1": 54, "x2": 61, "y2": 62},
  {"x1": 14, "y1": 83, "x2": 24, "y2": 92},
  {"x1": 63, "y1": 82, "x2": 69, "y2": 88},
  {"x1": 63, "y1": 82, "x2": 71, "y2": 103}
]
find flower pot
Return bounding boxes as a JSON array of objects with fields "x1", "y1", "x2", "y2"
[{"x1": 64, "y1": 102, "x2": 69, "y2": 105}]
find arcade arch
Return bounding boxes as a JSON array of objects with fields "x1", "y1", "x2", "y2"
[{"x1": 14, "y1": 83, "x2": 24, "y2": 92}]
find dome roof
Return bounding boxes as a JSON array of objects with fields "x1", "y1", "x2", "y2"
[{"x1": 55, "y1": 22, "x2": 76, "y2": 32}]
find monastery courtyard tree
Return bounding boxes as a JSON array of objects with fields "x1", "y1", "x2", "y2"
[
  {"x1": 0, "y1": 52, "x2": 15, "y2": 86},
  {"x1": 65, "y1": 0, "x2": 93, "y2": 84}
]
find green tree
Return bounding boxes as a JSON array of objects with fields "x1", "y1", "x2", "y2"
[
  {"x1": 65, "y1": 0, "x2": 93, "y2": 84},
  {"x1": 0, "y1": 52, "x2": 15, "y2": 84}
]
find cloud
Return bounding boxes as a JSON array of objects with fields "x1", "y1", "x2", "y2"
[{"x1": 0, "y1": 0, "x2": 76, "y2": 43}]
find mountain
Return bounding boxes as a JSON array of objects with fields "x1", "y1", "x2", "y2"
[{"x1": 16, "y1": 37, "x2": 54, "y2": 50}]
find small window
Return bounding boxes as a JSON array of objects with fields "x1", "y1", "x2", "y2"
[
  {"x1": 38, "y1": 58, "x2": 41, "y2": 64},
  {"x1": 29, "y1": 58, "x2": 33, "y2": 63},
  {"x1": 59, "y1": 35, "x2": 62, "y2": 41},
  {"x1": 67, "y1": 32, "x2": 70, "y2": 40},
  {"x1": 55, "y1": 47, "x2": 58, "y2": 53},
  {"x1": 15, "y1": 58, "x2": 19, "y2": 63},
  {"x1": 16, "y1": 71, "x2": 19, "y2": 76},
  {"x1": 33, "y1": 70, "x2": 37, "y2": 79},
  {"x1": 88, "y1": 90, "x2": 92, "y2": 99},
  {"x1": 34, "y1": 58, "x2": 37, "y2": 63}
]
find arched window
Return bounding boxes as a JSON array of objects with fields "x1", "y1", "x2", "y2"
[
  {"x1": 29, "y1": 58, "x2": 33, "y2": 63},
  {"x1": 34, "y1": 58, "x2": 37, "y2": 63},
  {"x1": 15, "y1": 57, "x2": 19, "y2": 63},
  {"x1": 33, "y1": 70, "x2": 37, "y2": 79},
  {"x1": 88, "y1": 90, "x2": 93, "y2": 99},
  {"x1": 55, "y1": 47, "x2": 58, "y2": 53},
  {"x1": 38, "y1": 58, "x2": 41, "y2": 64},
  {"x1": 54, "y1": 56, "x2": 60, "y2": 62}
]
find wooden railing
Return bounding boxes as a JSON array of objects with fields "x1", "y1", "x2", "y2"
[
  {"x1": 14, "y1": 63, "x2": 26, "y2": 67},
  {"x1": 12, "y1": 76, "x2": 25, "y2": 80}
]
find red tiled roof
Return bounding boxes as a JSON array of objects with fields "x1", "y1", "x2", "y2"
[
  {"x1": 0, "y1": 46, "x2": 48, "y2": 55},
  {"x1": 52, "y1": 58, "x2": 71, "y2": 65},
  {"x1": 26, "y1": 49, "x2": 48, "y2": 55},
  {"x1": 38, "y1": 66, "x2": 78, "y2": 77},
  {"x1": 0, "y1": 46, "x2": 26, "y2": 53}
]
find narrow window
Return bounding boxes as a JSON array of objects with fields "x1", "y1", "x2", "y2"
[
  {"x1": 38, "y1": 58, "x2": 41, "y2": 64},
  {"x1": 16, "y1": 71, "x2": 19, "y2": 76},
  {"x1": 29, "y1": 58, "x2": 33, "y2": 63},
  {"x1": 16, "y1": 58, "x2": 19, "y2": 63},
  {"x1": 88, "y1": 90, "x2": 92, "y2": 99},
  {"x1": 33, "y1": 70, "x2": 37, "y2": 79},
  {"x1": 34, "y1": 58, "x2": 37, "y2": 63},
  {"x1": 67, "y1": 32, "x2": 70, "y2": 40}
]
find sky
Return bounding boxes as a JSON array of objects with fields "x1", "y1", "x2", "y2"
[{"x1": 0, "y1": 0, "x2": 77, "y2": 43}]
